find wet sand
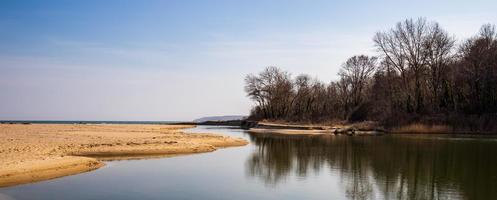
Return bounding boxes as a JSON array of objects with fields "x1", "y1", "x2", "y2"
[{"x1": 0, "y1": 124, "x2": 248, "y2": 187}]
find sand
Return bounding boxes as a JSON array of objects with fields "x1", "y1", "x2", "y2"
[
  {"x1": 248, "y1": 121, "x2": 384, "y2": 136},
  {"x1": 248, "y1": 128, "x2": 332, "y2": 135},
  {"x1": 0, "y1": 124, "x2": 248, "y2": 187}
]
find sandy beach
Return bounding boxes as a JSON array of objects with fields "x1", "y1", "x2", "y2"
[{"x1": 0, "y1": 124, "x2": 247, "y2": 187}]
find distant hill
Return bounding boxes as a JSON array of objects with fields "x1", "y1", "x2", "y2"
[{"x1": 193, "y1": 115, "x2": 247, "y2": 123}]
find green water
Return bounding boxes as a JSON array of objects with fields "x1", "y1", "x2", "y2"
[{"x1": 1, "y1": 126, "x2": 496, "y2": 200}]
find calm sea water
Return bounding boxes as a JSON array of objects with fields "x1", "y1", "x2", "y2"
[{"x1": 1, "y1": 126, "x2": 497, "y2": 200}]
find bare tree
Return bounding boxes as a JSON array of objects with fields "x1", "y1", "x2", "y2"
[
  {"x1": 245, "y1": 66, "x2": 294, "y2": 119},
  {"x1": 424, "y1": 23, "x2": 456, "y2": 111},
  {"x1": 374, "y1": 18, "x2": 434, "y2": 113},
  {"x1": 457, "y1": 24, "x2": 497, "y2": 114},
  {"x1": 338, "y1": 55, "x2": 378, "y2": 108},
  {"x1": 291, "y1": 74, "x2": 312, "y2": 120}
]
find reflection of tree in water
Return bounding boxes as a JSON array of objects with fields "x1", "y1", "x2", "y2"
[
  {"x1": 245, "y1": 134, "x2": 332, "y2": 185},
  {"x1": 246, "y1": 133, "x2": 497, "y2": 200}
]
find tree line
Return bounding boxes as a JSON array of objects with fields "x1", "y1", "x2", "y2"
[{"x1": 245, "y1": 18, "x2": 497, "y2": 131}]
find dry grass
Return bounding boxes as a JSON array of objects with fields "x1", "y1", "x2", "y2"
[{"x1": 391, "y1": 123, "x2": 452, "y2": 134}]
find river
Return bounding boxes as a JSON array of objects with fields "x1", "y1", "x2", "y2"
[{"x1": 1, "y1": 126, "x2": 496, "y2": 200}]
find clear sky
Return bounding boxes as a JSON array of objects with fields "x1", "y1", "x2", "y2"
[{"x1": 1, "y1": 0, "x2": 496, "y2": 121}]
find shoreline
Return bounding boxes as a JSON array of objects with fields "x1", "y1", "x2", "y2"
[
  {"x1": 247, "y1": 128, "x2": 384, "y2": 136},
  {"x1": 0, "y1": 124, "x2": 248, "y2": 188},
  {"x1": 246, "y1": 122, "x2": 384, "y2": 136},
  {"x1": 245, "y1": 121, "x2": 497, "y2": 136}
]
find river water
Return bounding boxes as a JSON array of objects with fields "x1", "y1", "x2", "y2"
[{"x1": 1, "y1": 126, "x2": 497, "y2": 200}]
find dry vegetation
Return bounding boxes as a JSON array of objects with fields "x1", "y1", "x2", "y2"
[{"x1": 391, "y1": 123, "x2": 451, "y2": 134}]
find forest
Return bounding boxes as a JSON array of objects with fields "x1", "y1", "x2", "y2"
[{"x1": 245, "y1": 18, "x2": 497, "y2": 131}]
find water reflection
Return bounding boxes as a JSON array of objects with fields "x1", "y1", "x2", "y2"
[{"x1": 246, "y1": 133, "x2": 497, "y2": 200}]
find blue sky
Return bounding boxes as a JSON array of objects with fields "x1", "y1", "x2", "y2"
[{"x1": 1, "y1": 0, "x2": 496, "y2": 121}]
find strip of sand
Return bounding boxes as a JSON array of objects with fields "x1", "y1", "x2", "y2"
[
  {"x1": 0, "y1": 124, "x2": 247, "y2": 187},
  {"x1": 248, "y1": 122, "x2": 384, "y2": 136},
  {"x1": 248, "y1": 128, "x2": 332, "y2": 135}
]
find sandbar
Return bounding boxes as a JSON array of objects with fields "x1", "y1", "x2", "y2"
[{"x1": 0, "y1": 124, "x2": 247, "y2": 187}]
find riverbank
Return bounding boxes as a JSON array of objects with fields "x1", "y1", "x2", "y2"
[
  {"x1": 246, "y1": 121, "x2": 384, "y2": 136},
  {"x1": 0, "y1": 124, "x2": 248, "y2": 187},
  {"x1": 246, "y1": 121, "x2": 497, "y2": 135}
]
